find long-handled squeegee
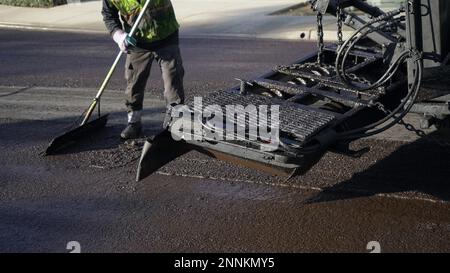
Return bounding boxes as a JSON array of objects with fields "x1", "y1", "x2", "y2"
[{"x1": 45, "y1": 0, "x2": 152, "y2": 155}]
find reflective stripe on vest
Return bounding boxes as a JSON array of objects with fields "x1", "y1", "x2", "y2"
[{"x1": 110, "y1": 0, "x2": 179, "y2": 43}]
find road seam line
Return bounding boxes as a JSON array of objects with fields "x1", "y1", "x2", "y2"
[{"x1": 155, "y1": 171, "x2": 446, "y2": 204}]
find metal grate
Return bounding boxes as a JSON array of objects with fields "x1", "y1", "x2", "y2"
[{"x1": 190, "y1": 91, "x2": 337, "y2": 142}]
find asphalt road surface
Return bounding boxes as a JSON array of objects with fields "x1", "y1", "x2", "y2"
[{"x1": 1, "y1": 29, "x2": 450, "y2": 253}]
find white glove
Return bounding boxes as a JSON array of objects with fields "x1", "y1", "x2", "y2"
[{"x1": 112, "y1": 29, "x2": 129, "y2": 53}]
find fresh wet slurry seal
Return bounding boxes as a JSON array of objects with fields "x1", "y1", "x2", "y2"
[
  {"x1": 30, "y1": 125, "x2": 450, "y2": 204},
  {"x1": 4, "y1": 112, "x2": 448, "y2": 252}
]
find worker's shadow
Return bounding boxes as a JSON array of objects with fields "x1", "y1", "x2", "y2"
[{"x1": 305, "y1": 129, "x2": 450, "y2": 203}]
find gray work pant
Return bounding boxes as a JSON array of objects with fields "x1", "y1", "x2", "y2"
[{"x1": 125, "y1": 44, "x2": 185, "y2": 112}]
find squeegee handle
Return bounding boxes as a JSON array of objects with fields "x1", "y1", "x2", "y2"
[{"x1": 81, "y1": 0, "x2": 153, "y2": 125}]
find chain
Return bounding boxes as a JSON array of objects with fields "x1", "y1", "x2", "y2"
[
  {"x1": 316, "y1": 12, "x2": 324, "y2": 65},
  {"x1": 286, "y1": 63, "x2": 372, "y2": 85},
  {"x1": 346, "y1": 73, "x2": 373, "y2": 86},
  {"x1": 280, "y1": 62, "x2": 333, "y2": 71},
  {"x1": 278, "y1": 62, "x2": 373, "y2": 86},
  {"x1": 336, "y1": 0, "x2": 344, "y2": 45},
  {"x1": 372, "y1": 102, "x2": 450, "y2": 147},
  {"x1": 277, "y1": 62, "x2": 378, "y2": 98},
  {"x1": 399, "y1": 119, "x2": 450, "y2": 147}
]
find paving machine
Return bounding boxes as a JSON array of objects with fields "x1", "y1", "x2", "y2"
[
  {"x1": 135, "y1": 0, "x2": 450, "y2": 180},
  {"x1": 137, "y1": 0, "x2": 450, "y2": 180}
]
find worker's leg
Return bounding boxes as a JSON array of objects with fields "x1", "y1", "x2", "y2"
[
  {"x1": 122, "y1": 50, "x2": 154, "y2": 139},
  {"x1": 154, "y1": 44, "x2": 185, "y2": 107},
  {"x1": 125, "y1": 50, "x2": 154, "y2": 119}
]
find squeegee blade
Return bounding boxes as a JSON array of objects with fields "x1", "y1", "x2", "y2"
[{"x1": 45, "y1": 114, "x2": 109, "y2": 156}]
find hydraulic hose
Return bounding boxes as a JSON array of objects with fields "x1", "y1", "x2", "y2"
[
  {"x1": 331, "y1": 4, "x2": 426, "y2": 140},
  {"x1": 335, "y1": 8, "x2": 405, "y2": 91},
  {"x1": 337, "y1": 53, "x2": 423, "y2": 140}
]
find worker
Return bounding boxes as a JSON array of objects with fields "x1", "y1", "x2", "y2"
[{"x1": 102, "y1": 0, "x2": 185, "y2": 139}]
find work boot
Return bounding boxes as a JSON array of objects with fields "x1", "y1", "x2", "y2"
[
  {"x1": 121, "y1": 111, "x2": 142, "y2": 139},
  {"x1": 120, "y1": 122, "x2": 142, "y2": 140}
]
